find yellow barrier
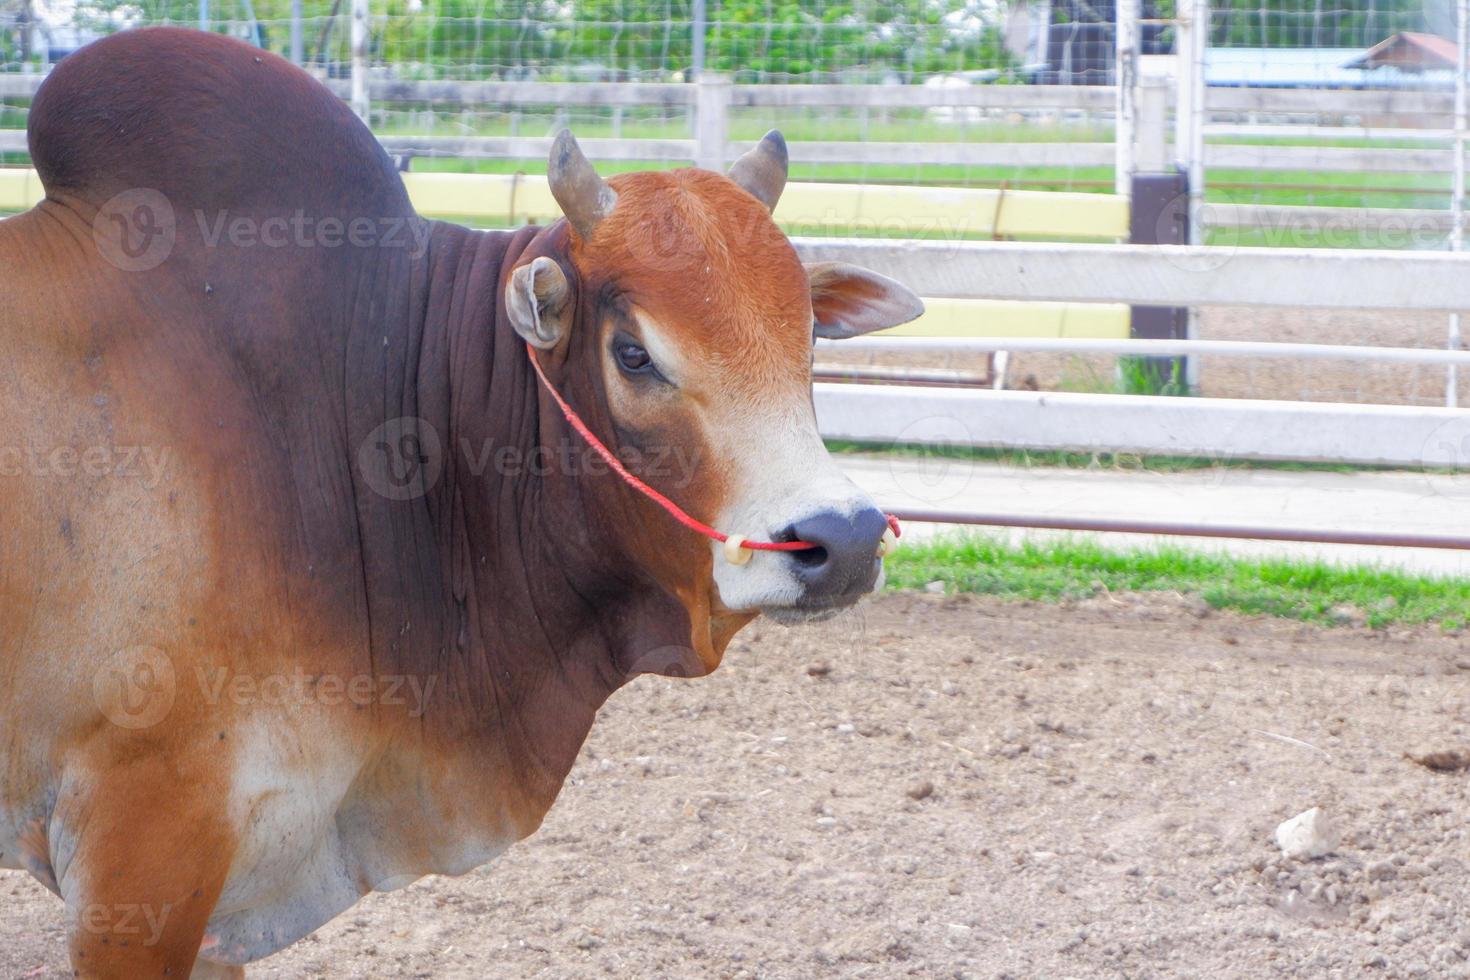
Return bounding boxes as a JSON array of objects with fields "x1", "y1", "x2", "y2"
[
  {"x1": 0, "y1": 168, "x2": 43, "y2": 211},
  {"x1": 401, "y1": 172, "x2": 1128, "y2": 241},
  {"x1": 773, "y1": 183, "x2": 1127, "y2": 240},
  {"x1": 884, "y1": 298, "x2": 1129, "y2": 340},
  {"x1": 2, "y1": 168, "x2": 1132, "y2": 339},
  {"x1": 6, "y1": 167, "x2": 1128, "y2": 243},
  {"x1": 400, "y1": 172, "x2": 563, "y2": 224}
]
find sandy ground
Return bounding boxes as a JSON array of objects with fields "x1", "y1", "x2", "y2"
[{"x1": 5, "y1": 592, "x2": 1470, "y2": 978}]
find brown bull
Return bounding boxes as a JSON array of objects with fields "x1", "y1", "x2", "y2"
[{"x1": 0, "y1": 28, "x2": 922, "y2": 977}]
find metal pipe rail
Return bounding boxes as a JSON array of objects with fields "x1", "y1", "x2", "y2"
[
  {"x1": 887, "y1": 508, "x2": 1470, "y2": 551},
  {"x1": 818, "y1": 336, "x2": 1470, "y2": 367}
]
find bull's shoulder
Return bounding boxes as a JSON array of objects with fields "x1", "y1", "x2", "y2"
[{"x1": 0, "y1": 208, "x2": 116, "y2": 343}]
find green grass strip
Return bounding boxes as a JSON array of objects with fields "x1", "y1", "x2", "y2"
[
  {"x1": 824, "y1": 440, "x2": 1396, "y2": 475},
  {"x1": 885, "y1": 533, "x2": 1470, "y2": 631}
]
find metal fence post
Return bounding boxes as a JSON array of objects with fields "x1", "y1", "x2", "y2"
[
  {"x1": 290, "y1": 0, "x2": 305, "y2": 65},
  {"x1": 692, "y1": 0, "x2": 707, "y2": 80},
  {"x1": 1449, "y1": 0, "x2": 1467, "y2": 407},
  {"x1": 1114, "y1": 0, "x2": 1137, "y2": 197},
  {"x1": 694, "y1": 72, "x2": 730, "y2": 170},
  {"x1": 1136, "y1": 76, "x2": 1169, "y2": 173},
  {"x1": 1126, "y1": 62, "x2": 1187, "y2": 391},
  {"x1": 1172, "y1": 0, "x2": 1208, "y2": 392},
  {"x1": 351, "y1": 0, "x2": 370, "y2": 122}
]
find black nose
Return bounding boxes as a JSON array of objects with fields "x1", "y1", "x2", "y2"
[{"x1": 783, "y1": 507, "x2": 889, "y2": 601}]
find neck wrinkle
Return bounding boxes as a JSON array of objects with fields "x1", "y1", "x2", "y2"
[{"x1": 406, "y1": 221, "x2": 624, "y2": 820}]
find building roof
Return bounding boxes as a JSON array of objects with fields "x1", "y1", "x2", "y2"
[{"x1": 1343, "y1": 32, "x2": 1459, "y2": 71}]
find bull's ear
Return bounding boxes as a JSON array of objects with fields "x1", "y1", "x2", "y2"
[
  {"x1": 506, "y1": 256, "x2": 573, "y2": 349},
  {"x1": 806, "y1": 262, "x2": 925, "y2": 339}
]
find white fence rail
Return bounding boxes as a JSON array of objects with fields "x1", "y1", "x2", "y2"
[
  {"x1": 7, "y1": 62, "x2": 1470, "y2": 467},
  {"x1": 790, "y1": 239, "x2": 1470, "y2": 311},
  {"x1": 3, "y1": 72, "x2": 1467, "y2": 178},
  {"x1": 803, "y1": 238, "x2": 1470, "y2": 467},
  {"x1": 820, "y1": 336, "x2": 1470, "y2": 368},
  {"x1": 814, "y1": 385, "x2": 1470, "y2": 469},
  {"x1": 1, "y1": 72, "x2": 1461, "y2": 117}
]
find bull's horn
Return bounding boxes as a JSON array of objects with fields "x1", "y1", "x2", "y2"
[
  {"x1": 727, "y1": 130, "x2": 788, "y2": 212},
  {"x1": 548, "y1": 129, "x2": 617, "y2": 240}
]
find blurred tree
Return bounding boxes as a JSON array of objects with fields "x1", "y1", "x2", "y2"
[
  {"x1": 1208, "y1": 0, "x2": 1426, "y2": 48},
  {"x1": 21, "y1": 0, "x2": 1012, "y2": 80},
  {"x1": 565, "y1": 0, "x2": 1010, "y2": 81}
]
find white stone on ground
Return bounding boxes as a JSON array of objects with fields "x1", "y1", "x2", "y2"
[{"x1": 1275, "y1": 807, "x2": 1338, "y2": 860}]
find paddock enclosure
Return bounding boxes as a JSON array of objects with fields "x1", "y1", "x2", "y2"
[
  {"x1": 7, "y1": 2, "x2": 1470, "y2": 978},
  {"x1": 3, "y1": 594, "x2": 1470, "y2": 978}
]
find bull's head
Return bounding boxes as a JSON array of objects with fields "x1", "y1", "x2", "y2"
[{"x1": 504, "y1": 130, "x2": 922, "y2": 668}]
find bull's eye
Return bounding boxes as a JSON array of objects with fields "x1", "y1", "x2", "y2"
[{"x1": 615, "y1": 341, "x2": 653, "y2": 374}]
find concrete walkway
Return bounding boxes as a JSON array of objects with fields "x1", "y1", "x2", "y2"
[{"x1": 838, "y1": 455, "x2": 1470, "y2": 577}]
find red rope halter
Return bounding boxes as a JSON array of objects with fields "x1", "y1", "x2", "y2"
[{"x1": 525, "y1": 342, "x2": 900, "y2": 559}]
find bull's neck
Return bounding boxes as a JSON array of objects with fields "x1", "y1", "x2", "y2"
[{"x1": 378, "y1": 220, "x2": 626, "y2": 823}]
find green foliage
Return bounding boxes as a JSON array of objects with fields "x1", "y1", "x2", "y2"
[
  {"x1": 1208, "y1": 0, "x2": 1426, "y2": 48},
  {"x1": 112, "y1": 0, "x2": 1014, "y2": 82},
  {"x1": 45, "y1": 0, "x2": 996, "y2": 81},
  {"x1": 0, "y1": 0, "x2": 26, "y2": 65},
  {"x1": 1116, "y1": 356, "x2": 1191, "y2": 396},
  {"x1": 885, "y1": 532, "x2": 1470, "y2": 631}
]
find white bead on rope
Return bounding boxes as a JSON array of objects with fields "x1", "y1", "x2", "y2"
[
  {"x1": 722, "y1": 534, "x2": 753, "y2": 565},
  {"x1": 877, "y1": 526, "x2": 898, "y2": 557}
]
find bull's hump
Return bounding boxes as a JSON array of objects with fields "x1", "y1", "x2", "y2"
[{"x1": 27, "y1": 27, "x2": 408, "y2": 219}]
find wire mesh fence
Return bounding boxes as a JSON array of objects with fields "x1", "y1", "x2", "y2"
[
  {"x1": 1, "y1": 0, "x2": 1468, "y2": 407},
  {"x1": 1200, "y1": 0, "x2": 1459, "y2": 247},
  {"x1": 0, "y1": 2, "x2": 1119, "y2": 190},
  {"x1": 1, "y1": 1, "x2": 1018, "y2": 81}
]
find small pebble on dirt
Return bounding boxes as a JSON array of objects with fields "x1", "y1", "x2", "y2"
[
  {"x1": 907, "y1": 780, "x2": 935, "y2": 801},
  {"x1": 1406, "y1": 748, "x2": 1470, "y2": 772},
  {"x1": 1275, "y1": 807, "x2": 1338, "y2": 860}
]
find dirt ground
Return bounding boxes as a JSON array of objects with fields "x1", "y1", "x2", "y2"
[{"x1": 5, "y1": 591, "x2": 1470, "y2": 978}]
